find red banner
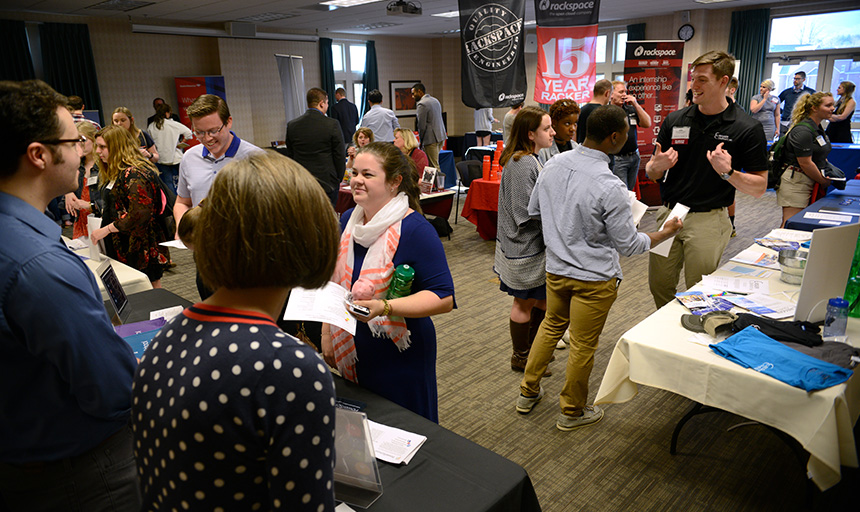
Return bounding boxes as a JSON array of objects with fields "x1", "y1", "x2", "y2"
[{"x1": 534, "y1": 25, "x2": 598, "y2": 104}]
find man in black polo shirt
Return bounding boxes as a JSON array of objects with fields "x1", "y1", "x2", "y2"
[
  {"x1": 609, "y1": 80, "x2": 651, "y2": 190},
  {"x1": 645, "y1": 50, "x2": 768, "y2": 308}
]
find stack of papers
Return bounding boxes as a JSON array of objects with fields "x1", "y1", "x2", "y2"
[
  {"x1": 723, "y1": 294, "x2": 795, "y2": 319},
  {"x1": 367, "y1": 420, "x2": 427, "y2": 465},
  {"x1": 729, "y1": 248, "x2": 780, "y2": 270}
]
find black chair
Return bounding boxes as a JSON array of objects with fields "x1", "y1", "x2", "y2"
[{"x1": 454, "y1": 160, "x2": 483, "y2": 224}]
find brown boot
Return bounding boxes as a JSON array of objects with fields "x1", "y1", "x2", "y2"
[{"x1": 511, "y1": 318, "x2": 552, "y2": 376}]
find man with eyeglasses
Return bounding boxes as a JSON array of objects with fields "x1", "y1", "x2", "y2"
[
  {"x1": 778, "y1": 71, "x2": 816, "y2": 134},
  {"x1": 174, "y1": 94, "x2": 262, "y2": 299},
  {"x1": 0, "y1": 80, "x2": 141, "y2": 510}
]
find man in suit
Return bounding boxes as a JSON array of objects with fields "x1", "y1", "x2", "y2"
[
  {"x1": 330, "y1": 87, "x2": 359, "y2": 148},
  {"x1": 146, "y1": 97, "x2": 181, "y2": 126},
  {"x1": 286, "y1": 87, "x2": 345, "y2": 206},
  {"x1": 412, "y1": 83, "x2": 447, "y2": 169}
]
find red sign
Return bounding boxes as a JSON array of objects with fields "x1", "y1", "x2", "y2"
[{"x1": 534, "y1": 25, "x2": 598, "y2": 104}]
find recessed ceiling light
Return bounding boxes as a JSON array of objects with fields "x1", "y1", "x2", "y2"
[
  {"x1": 693, "y1": 0, "x2": 739, "y2": 4},
  {"x1": 87, "y1": 0, "x2": 154, "y2": 11},
  {"x1": 321, "y1": 0, "x2": 384, "y2": 7},
  {"x1": 351, "y1": 21, "x2": 400, "y2": 29},
  {"x1": 432, "y1": 11, "x2": 460, "y2": 18}
]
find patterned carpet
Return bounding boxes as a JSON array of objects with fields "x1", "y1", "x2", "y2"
[{"x1": 156, "y1": 187, "x2": 857, "y2": 511}]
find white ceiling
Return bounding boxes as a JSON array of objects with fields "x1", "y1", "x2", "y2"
[{"x1": 3, "y1": 0, "x2": 803, "y2": 37}]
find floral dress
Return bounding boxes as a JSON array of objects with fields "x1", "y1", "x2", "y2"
[{"x1": 102, "y1": 166, "x2": 169, "y2": 280}]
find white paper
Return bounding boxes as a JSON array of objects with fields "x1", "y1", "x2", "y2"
[
  {"x1": 367, "y1": 420, "x2": 427, "y2": 465},
  {"x1": 86, "y1": 214, "x2": 103, "y2": 260},
  {"x1": 160, "y1": 239, "x2": 188, "y2": 249},
  {"x1": 650, "y1": 203, "x2": 690, "y2": 257},
  {"x1": 724, "y1": 294, "x2": 796, "y2": 319},
  {"x1": 65, "y1": 238, "x2": 88, "y2": 250},
  {"x1": 700, "y1": 275, "x2": 769, "y2": 295},
  {"x1": 335, "y1": 504, "x2": 357, "y2": 512},
  {"x1": 628, "y1": 191, "x2": 648, "y2": 227},
  {"x1": 283, "y1": 282, "x2": 357, "y2": 335},
  {"x1": 764, "y1": 228, "x2": 812, "y2": 241},
  {"x1": 803, "y1": 211, "x2": 852, "y2": 223},
  {"x1": 149, "y1": 305, "x2": 184, "y2": 321}
]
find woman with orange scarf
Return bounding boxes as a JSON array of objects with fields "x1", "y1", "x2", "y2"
[{"x1": 321, "y1": 142, "x2": 455, "y2": 422}]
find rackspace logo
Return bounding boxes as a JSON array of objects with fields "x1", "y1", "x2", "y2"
[
  {"x1": 498, "y1": 92, "x2": 526, "y2": 102},
  {"x1": 633, "y1": 46, "x2": 677, "y2": 58},
  {"x1": 463, "y1": 5, "x2": 522, "y2": 73},
  {"x1": 538, "y1": 0, "x2": 595, "y2": 12}
]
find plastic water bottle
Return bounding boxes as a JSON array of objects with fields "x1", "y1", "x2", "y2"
[
  {"x1": 823, "y1": 297, "x2": 849, "y2": 343},
  {"x1": 387, "y1": 264, "x2": 414, "y2": 299}
]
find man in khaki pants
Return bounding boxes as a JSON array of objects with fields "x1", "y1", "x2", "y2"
[
  {"x1": 515, "y1": 106, "x2": 682, "y2": 431},
  {"x1": 646, "y1": 50, "x2": 768, "y2": 308}
]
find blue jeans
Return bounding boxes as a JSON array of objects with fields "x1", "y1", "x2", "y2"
[
  {"x1": 612, "y1": 151, "x2": 640, "y2": 191},
  {"x1": 155, "y1": 162, "x2": 179, "y2": 195},
  {"x1": 0, "y1": 426, "x2": 141, "y2": 511}
]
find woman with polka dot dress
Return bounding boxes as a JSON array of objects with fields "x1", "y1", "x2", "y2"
[{"x1": 131, "y1": 152, "x2": 340, "y2": 511}]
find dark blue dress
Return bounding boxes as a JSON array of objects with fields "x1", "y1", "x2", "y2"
[{"x1": 341, "y1": 210, "x2": 455, "y2": 422}]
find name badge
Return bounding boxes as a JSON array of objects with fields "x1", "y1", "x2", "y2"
[
  {"x1": 816, "y1": 135, "x2": 826, "y2": 146},
  {"x1": 671, "y1": 126, "x2": 690, "y2": 145},
  {"x1": 629, "y1": 117, "x2": 638, "y2": 126},
  {"x1": 87, "y1": 176, "x2": 98, "y2": 187}
]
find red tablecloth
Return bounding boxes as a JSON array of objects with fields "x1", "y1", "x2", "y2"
[{"x1": 460, "y1": 178, "x2": 500, "y2": 241}]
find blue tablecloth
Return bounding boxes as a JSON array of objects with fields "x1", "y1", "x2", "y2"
[
  {"x1": 830, "y1": 143, "x2": 860, "y2": 180},
  {"x1": 439, "y1": 150, "x2": 456, "y2": 189},
  {"x1": 784, "y1": 191, "x2": 860, "y2": 232}
]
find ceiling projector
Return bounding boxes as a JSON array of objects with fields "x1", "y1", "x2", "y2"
[{"x1": 386, "y1": 1, "x2": 422, "y2": 17}]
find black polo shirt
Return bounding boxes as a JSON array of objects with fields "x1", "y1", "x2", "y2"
[
  {"x1": 785, "y1": 118, "x2": 830, "y2": 169},
  {"x1": 656, "y1": 101, "x2": 767, "y2": 211},
  {"x1": 618, "y1": 104, "x2": 640, "y2": 156}
]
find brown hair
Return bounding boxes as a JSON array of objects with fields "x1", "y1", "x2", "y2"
[
  {"x1": 691, "y1": 50, "x2": 736, "y2": 80},
  {"x1": 153, "y1": 103, "x2": 172, "y2": 130},
  {"x1": 196, "y1": 151, "x2": 339, "y2": 290},
  {"x1": 177, "y1": 201, "x2": 203, "y2": 249},
  {"x1": 96, "y1": 125, "x2": 158, "y2": 184},
  {"x1": 548, "y1": 99, "x2": 580, "y2": 123},
  {"x1": 187, "y1": 94, "x2": 230, "y2": 124},
  {"x1": 791, "y1": 91, "x2": 833, "y2": 127},
  {"x1": 836, "y1": 81, "x2": 855, "y2": 115},
  {"x1": 356, "y1": 142, "x2": 422, "y2": 213},
  {"x1": 593, "y1": 79, "x2": 613, "y2": 97},
  {"x1": 0, "y1": 80, "x2": 67, "y2": 178},
  {"x1": 307, "y1": 88, "x2": 328, "y2": 108},
  {"x1": 352, "y1": 127, "x2": 374, "y2": 147},
  {"x1": 499, "y1": 106, "x2": 547, "y2": 167},
  {"x1": 112, "y1": 106, "x2": 140, "y2": 137}
]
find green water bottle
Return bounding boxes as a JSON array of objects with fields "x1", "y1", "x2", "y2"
[
  {"x1": 844, "y1": 234, "x2": 860, "y2": 318},
  {"x1": 387, "y1": 264, "x2": 414, "y2": 299}
]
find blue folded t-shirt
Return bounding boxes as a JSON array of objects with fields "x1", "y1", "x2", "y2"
[{"x1": 710, "y1": 326, "x2": 853, "y2": 391}]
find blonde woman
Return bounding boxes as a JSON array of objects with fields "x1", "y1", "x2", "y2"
[
  {"x1": 777, "y1": 92, "x2": 834, "y2": 226},
  {"x1": 393, "y1": 128, "x2": 429, "y2": 176},
  {"x1": 750, "y1": 79, "x2": 780, "y2": 140},
  {"x1": 90, "y1": 125, "x2": 169, "y2": 286},
  {"x1": 112, "y1": 106, "x2": 159, "y2": 163},
  {"x1": 64, "y1": 121, "x2": 101, "y2": 239},
  {"x1": 826, "y1": 81, "x2": 855, "y2": 143}
]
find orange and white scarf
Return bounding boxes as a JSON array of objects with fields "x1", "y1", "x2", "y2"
[{"x1": 330, "y1": 193, "x2": 412, "y2": 382}]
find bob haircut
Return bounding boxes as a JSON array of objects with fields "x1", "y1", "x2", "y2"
[
  {"x1": 195, "y1": 151, "x2": 339, "y2": 290},
  {"x1": 499, "y1": 106, "x2": 548, "y2": 167},
  {"x1": 352, "y1": 127, "x2": 374, "y2": 147},
  {"x1": 356, "y1": 142, "x2": 422, "y2": 213},
  {"x1": 393, "y1": 128, "x2": 419, "y2": 153}
]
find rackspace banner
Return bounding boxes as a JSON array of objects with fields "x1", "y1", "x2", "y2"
[
  {"x1": 459, "y1": 0, "x2": 528, "y2": 108},
  {"x1": 622, "y1": 41, "x2": 684, "y2": 155},
  {"x1": 534, "y1": 0, "x2": 600, "y2": 27},
  {"x1": 533, "y1": 25, "x2": 598, "y2": 104}
]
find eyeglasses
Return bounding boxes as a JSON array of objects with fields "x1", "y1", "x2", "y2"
[
  {"x1": 38, "y1": 135, "x2": 87, "y2": 146},
  {"x1": 193, "y1": 124, "x2": 225, "y2": 139}
]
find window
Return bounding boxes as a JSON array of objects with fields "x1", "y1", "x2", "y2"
[
  {"x1": 614, "y1": 32, "x2": 627, "y2": 63},
  {"x1": 594, "y1": 30, "x2": 626, "y2": 84},
  {"x1": 595, "y1": 35, "x2": 607, "y2": 64},
  {"x1": 769, "y1": 10, "x2": 860, "y2": 53},
  {"x1": 332, "y1": 42, "x2": 366, "y2": 103}
]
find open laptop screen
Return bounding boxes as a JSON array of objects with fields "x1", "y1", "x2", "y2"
[{"x1": 96, "y1": 260, "x2": 130, "y2": 324}]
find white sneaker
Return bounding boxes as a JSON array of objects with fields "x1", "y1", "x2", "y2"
[{"x1": 556, "y1": 331, "x2": 570, "y2": 349}]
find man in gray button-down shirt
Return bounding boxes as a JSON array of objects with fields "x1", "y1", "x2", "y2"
[
  {"x1": 412, "y1": 83, "x2": 446, "y2": 169},
  {"x1": 515, "y1": 105, "x2": 682, "y2": 432}
]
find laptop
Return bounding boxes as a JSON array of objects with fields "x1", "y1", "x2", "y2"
[
  {"x1": 794, "y1": 222, "x2": 860, "y2": 323},
  {"x1": 96, "y1": 260, "x2": 131, "y2": 325}
]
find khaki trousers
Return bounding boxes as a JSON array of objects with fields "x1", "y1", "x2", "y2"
[
  {"x1": 424, "y1": 142, "x2": 442, "y2": 170},
  {"x1": 648, "y1": 206, "x2": 732, "y2": 309},
  {"x1": 520, "y1": 272, "x2": 618, "y2": 416}
]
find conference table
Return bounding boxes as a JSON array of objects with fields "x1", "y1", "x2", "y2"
[
  {"x1": 336, "y1": 185, "x2": 455, "y2": 219},
  {"x1": 334, "y1": 376, "x2": 542, "y2": 512},
  {"x1": 595, "y1": 230, "x2": 860, "y2": 491},
  {"x1": 460, "y1": 178, "x2": 500, "y2": 241},
  {"x1": 829, "y1": 143, "x2": 860, "y2": 179},
  {"x1": 784, "y1": 180, "x2": 860, "y2": 232}
]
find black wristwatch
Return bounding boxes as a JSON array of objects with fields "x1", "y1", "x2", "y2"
[{"x1": 720, "y1": 169, "x2": 734, "y2": 180}]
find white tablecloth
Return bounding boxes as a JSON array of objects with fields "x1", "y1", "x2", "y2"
[
  {"x1": 595, "y1": 230, "x2": 860, "y2": 491},
  {"x1": 65, "y1": 239, "x2": 153, "y2": 301}
]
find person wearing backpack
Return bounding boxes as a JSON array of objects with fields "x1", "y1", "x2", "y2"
[{"x1": 776, "y1": 91, "x2": 834, "y2": 227}]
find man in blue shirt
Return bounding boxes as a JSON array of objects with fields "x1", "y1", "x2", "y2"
[
  {"x1": 360, "y1": 89, "x2": 400, "y2": 143},
  {"x1": 515, "y1": 105, "x2": 682, "y2": 431},
  {"x1": 0, "y1": 80, "x2": 140, "y2": 510},
  {"x1": 778, "y1": 71, "x2": 816, "y2": 133}
]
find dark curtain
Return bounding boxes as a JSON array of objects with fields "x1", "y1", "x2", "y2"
[
  {"x1": 39, "y1": 22, "x2": 103, "y2": 124},
  {"x1": 319, "y1": 37, "x2": 337, "y2": 111},
  {"x1": 0, "y1": 19, "x2": 35, "y2": 81},
  {"x1": 728, "y1": 8, "x2": 770, "y2": 113},
  {"x1": 360, "y1": 40, "x2": 379, "y2": 118},
  {"x1": 626, "y1": 23, "x2": 646, "y2": 41}
]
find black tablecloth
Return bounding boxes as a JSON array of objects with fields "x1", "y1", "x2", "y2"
[
  {"x1": 334, "y1": 377, "x2": 542, "y2": 512},
  {"x1": 105, "y1": 288, "x2": 193, "y2": 323}
]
